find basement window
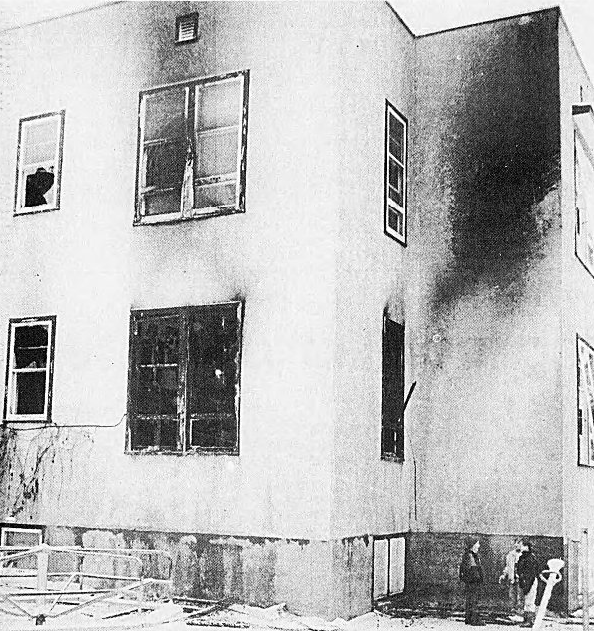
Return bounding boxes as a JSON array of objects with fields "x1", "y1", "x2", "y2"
[
  {"x1": 384, "y1": 101, "x2": 407, "y2": 245},
  {"x1": 577, "y1": 336, "x2": 594, "y2": 466},
  {"x1": 381, "y1": 316, "x2": 405, "y2": 461},
  {"x1": 4, "y1": 317, "x2": 56, "y2": 423},
  {"x1": 135, "y1": 71, "x2": 249, "y2": 224},
  {"x1": 127, "y1": 302, "x2": 243, "y2": 454},
  {"x1": 0, "y1": 526, "x2": 44, "y2": 570},
  {"x1": 15, "y1": 111, "x2": 65, "y2": 215},
  {"x1": 175, "y1": 13, "x2": 198, "y2": 44}
]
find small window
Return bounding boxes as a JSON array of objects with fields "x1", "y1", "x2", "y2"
[
  {"x1": 1, "y1": 525, "x2": 43, "y2": 549},
  {"x1": 176, "y1": 13, "x2": 198, "y2": 44},
  {"x1": 0, "y1": 526, "x2": 44, "y2": 570},
  {"x1": 384, "y1": 102, "x2": 408, "y2": 244},
  {"x1": 381, "y1": 315, "x2": 404, "y2": 460},
  {"x1": 15, "y1": 111, "x2": 65, "y2": 215},
  {"x1": 127, "y1": 302, "x2": 243, "y2": 453},
  {"x1": 575, "y1": 131, "x2": 594, "y2": 274},
  {"x1": 4, "y1": 317, "x2": 56, "y2": 423},
  {"x1": 135, "y1": 71, "x2": 249, "y2": 224},
  {"x1": 577, "y1": 336, "x2": 594, "y2": 466}
]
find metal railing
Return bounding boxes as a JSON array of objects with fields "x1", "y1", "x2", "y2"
[{"x1": 0, "y1": 543, "x2": 173, "y2": 626}]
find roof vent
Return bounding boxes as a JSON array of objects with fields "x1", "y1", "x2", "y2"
[{"x1": 176, "y1": 13, "x2": 198, "y2": 44}]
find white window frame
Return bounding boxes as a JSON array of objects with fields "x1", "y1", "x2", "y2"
[
  {"x1": 135, "y1": 71, "x2": 249, "y2": 225},
  {"x1": 4, "y1": 316, "x2": 56, "y2": 423},
  {"x1": 0, "y1": 526, "x2": 43, "y2": 549},
  {"x1": 384, "y1": 101, "x2": 408, "y2": 245},
  {"x1": 14, "y1": 111, "x2": 65, "y2": 215},
  {"x1": 578, "y1": 335, "x2": 594, "y2": 467}
]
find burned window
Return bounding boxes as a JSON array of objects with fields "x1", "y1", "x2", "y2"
[
  {"x1": 578, "y1": 336, "x2": 594, "y2": 466},
  {"x1": 135, "y1": 71, "x2": 249, "y2": 224},
  {"x1": 381, "y1": 316, "x2": 404, "y2": 460},
  {"x1": 4, "y1": 317, "x2": 56, "y2": 422},
  {"x1": 384, "y1": 101, "x2": 407, "y2": 244},
  {"x1": 127, "y1": 303, "x2": 243, "y2": 453},
  {"x1": 15, "y1": 112, "x2": 65, "y2": 214},
  {"x1": 575, "y1": 132, "x2": 594, "y2": 273}
]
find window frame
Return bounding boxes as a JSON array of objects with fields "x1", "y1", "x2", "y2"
[
  {"x1": 134, "y1": 70, "x2": 249, "y2": 226},
  {"x1": 14, "y1": 111, "x2": 65, "y2": 216},
  {"x1": 577, "y1": 334, "x2": 594, "y2": 467},
  {"x1": 0, "y1": 525, "x2": 44, "y2": 549},
  {"x1": 381, "y1": 314, "x2": 405, "y2": 461},
  {"x1": 126, "y1": 302, "x2": 243, "y2": 455},
  {"x1": 3, "y1": 316, "x2": 57, "y2": 424},
  {"x1": 384, "y1": 101, "x2": 408, "y2": 245}
]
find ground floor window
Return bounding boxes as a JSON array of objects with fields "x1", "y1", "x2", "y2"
[
  {"x1": 382, "y1": 316, "x2": 405, "y2": 460},
  {"x1": 578, "y1": 336, "x2": 594, "y2": 466},
  {"x1": 127, "y1": 302, "x2": 243, "y2": 454},
  {"x1": 4, "y1": 316, "x2": 56, "y2": 423}
]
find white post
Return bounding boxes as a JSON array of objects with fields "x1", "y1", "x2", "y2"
[
  {"x1": 580, "y1": 528, "x2": 590, "y2": 631},
  {"x1": 532, "y1": 559, "x2": 564, "y2": 631},
  {"x1": 36, "y1": 543, "x2": 50, "y2": 615}
]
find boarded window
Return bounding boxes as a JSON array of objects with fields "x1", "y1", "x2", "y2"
[
  {"x1": 128, "y1": 303, "x2": 243, "y2": 453},
  {"x1": 4, "y1": 317, "x2": 56, "y2": 422},
  {"x1": 15, "y1": 112, "x2": 65, "y2": 214},
  {"x1": 136, "y1": 72, "x2": 249, "y2": 224},
  {"x1": 578, "y1": 336, "x2": 594, "y2": 466},
  {"x1": 384, "y1": 102, "x2": 407, "y2": 244},
  {"x1": 382, "y1": 316, "x2": 405, "y2": 460}
]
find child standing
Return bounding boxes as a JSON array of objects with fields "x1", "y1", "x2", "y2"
[{"x1": 499, "y1": 539, "x2": 523, "y2": 616}]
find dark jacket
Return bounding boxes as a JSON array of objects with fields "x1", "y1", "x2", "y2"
[
  {"x1": 516, "y1": 551, "x2": 539, "y2": 593},
  {"x1": 459, "y1": 551, "x2": 484, "y2": 585}
]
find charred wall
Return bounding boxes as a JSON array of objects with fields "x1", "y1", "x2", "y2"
[{"x1": 410, "y1": 10, "x2": 564, "y2": 536}]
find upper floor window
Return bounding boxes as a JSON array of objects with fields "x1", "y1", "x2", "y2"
[
  {"x1": 381, "y1": 315, "x2": 405, "y2": 460},
  {"x1": 135, "y1": 71, "x2": 249, "y2": 225},
  {"x1": 127, "y1": 302, "x2": 243, "y2": 454},
  {"x1": 4, "y1": 316, "x2": 56, "y2": 423},
  {"x1": 384, "y1": 101, "x2": 407, "y2": 245},
  {"x1": 15, "y1": 112, "x2": 65, "y2": 215},
  {"x1": 577, "y1": 336, "x2": 594, "y2": 467},
  {"x1": 575, "y1": 131, "x2": 594, "y2": 273}
]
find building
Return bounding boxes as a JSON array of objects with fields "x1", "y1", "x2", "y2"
[{"x1": 0, "y1": 0, "x2": 592, "y2": 619}]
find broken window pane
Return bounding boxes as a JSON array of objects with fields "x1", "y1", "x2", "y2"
[
  {"x1": 382, "y1": 317, "x2": 405, "y2": 458},
  {"x1": 128, "y1": 304, "x2": 242, "y2": 453},
  {"x1": 136, "y1": 73, "x2": 247, "y2": 222},
  {"x1": 16, "y1": 112, "x2": 64, "y2": 212},
  {"x1": 143, "y1": 140, "x2": 186, "y2": 191},
  {"x1": 13, "y1": 372, "x2": 46, "y2": 415},
  {"x1": 389, "y1": 114, "x2": 404, "y2": 163}
]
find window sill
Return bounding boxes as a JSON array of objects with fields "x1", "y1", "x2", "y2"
[
  {"x1": 14, "y1": 206, "x2": 59, "y2": 217},
  {"x1": 134, "y1": 206, "x2": 243, "y2": 226},
  {"x1": 381, "y1": 452, "x2": 404, "y2": 463},
  {"x1": 125, "y1": 447, "x2": 239, "y2": 457}
]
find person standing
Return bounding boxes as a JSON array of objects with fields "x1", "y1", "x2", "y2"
[
  {"x1": 499, "y1": 539, "x2": 523, "y2": 616},
  {"x1": 516, "y1": 539, "x2": 540, "y2": 627},
  {"x1": 460, "y1": 537, "x2": 485, "y2": 626}
]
